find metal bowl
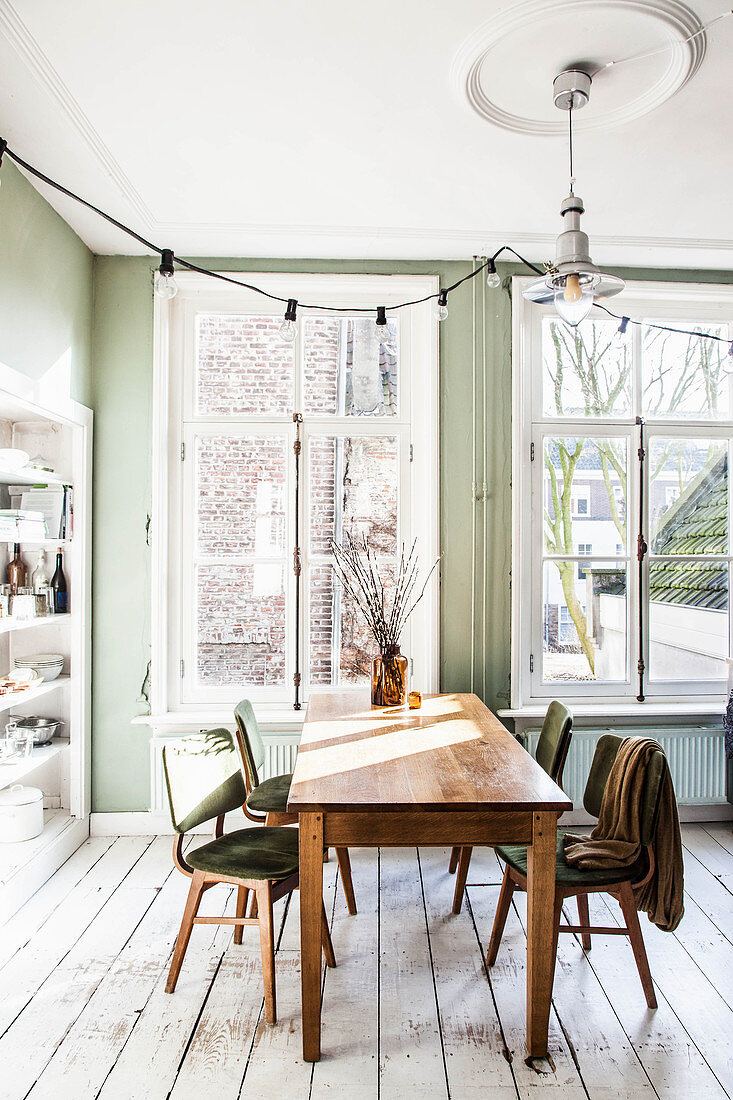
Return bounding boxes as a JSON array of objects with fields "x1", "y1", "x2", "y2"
[{"x1": 9, "y1": 716, "x2": 62, "y2": 745}]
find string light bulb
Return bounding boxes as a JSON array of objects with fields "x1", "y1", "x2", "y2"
[
  {"x1": 154, "y1": 249, "x2": 178, "y2": 300},
  {"x1": 375, "y1": 305, "x2": 392, "y2": 345},
  {"x1": 486, "y1": 260, "x2": 501, "y2": 289},
  {"x1": 435, "y1": 290, "x2": 449, "y2": 322},
  {"x1": 279, "y1": 299, "x2": 298, "y2": 343},
  {"x1": 613, "y1": 315, "x2": 630, "y2": 347},
  {"x1": 729, "y1": 340, "x2": 733, "y2": 358}
]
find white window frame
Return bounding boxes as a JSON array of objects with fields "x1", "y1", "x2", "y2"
[
  {"x1": 152, "y1": 272, "x2": 439, "y2": 723},
  {"x1": 512, "y1": 278, "x2": 733, "y2": 711}
]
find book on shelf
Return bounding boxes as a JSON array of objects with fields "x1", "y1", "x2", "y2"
[{"x1": 0, "y1": 509, "x2": 47, "y2": 541}]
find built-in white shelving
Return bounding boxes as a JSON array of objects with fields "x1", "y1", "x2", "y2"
[
  {"x1": 0, "y1": 739, "x2": 68, "y2": 787},
  {"x1": 0, "y1": 367, "x2": 91, "y2": 924},
  {"x1": 0, "y1": 675, "x2": 70, "y2": 716},
  {"x1": 0, "y1": 614, "x2": 71, "y2": 636}
]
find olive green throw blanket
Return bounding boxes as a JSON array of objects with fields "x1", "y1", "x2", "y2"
[{"x1": 564, "y1": 737, "x2": 684, "y2": 932}]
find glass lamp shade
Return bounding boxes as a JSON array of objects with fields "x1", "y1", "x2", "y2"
[{"x1": 553, "y1": 279, "x2": 594, "y2": 326}]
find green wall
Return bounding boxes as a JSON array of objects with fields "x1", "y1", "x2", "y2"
[
  {"x1": 0, "y1": 160, "x2": 93, "y2": 404},
  {"x1": 90, "y1": 255, "x2": 733, "y2": 812}
]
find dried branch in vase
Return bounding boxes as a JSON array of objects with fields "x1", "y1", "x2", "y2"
[{"x1": 329, "y1": 533, "x2": 441, "y2": 703}]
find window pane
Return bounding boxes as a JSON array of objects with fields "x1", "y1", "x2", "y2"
[
  {"x1": 196, "y1": 435, "x2": 287, "y2": 556},
  {"x1": 196, "y1": 564, "x2": 286, "y2": 685},
  {"x1": 542, "y1": 318, "x2": 631, "y2": 417},
  {"x1": 303, "y1": 317, "x2": 398, "y2": 417},
  {"x1": 543, "y1": 437, "x2": 627, "y2": 557},
  {"x1": 649, "y1": 560, "x2": 728, "y2": 680},
  {"x1": 542, "y1": 561, "x2": 627, "y2": 682},
  {"x1": 650, "y1": 439, "x2": 728, "y2": 554},
  {"x1": 309, "y1": 564, "x2": 375, "y2": 686},
  {"x1": 642, "y1": 322, "x2": 731, "y2": 419},
  {"x1": 196, "y1": 314, "x2": 294, "y2": 416},
  {"x1": 309, "y1": 435, "x2": 398, "y2": 555}
]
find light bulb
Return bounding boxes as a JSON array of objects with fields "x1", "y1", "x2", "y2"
[
  {"x1": 486, "y1": 262, "x2": 501, "y2": 289},
  {"x1": 434, "y1": 291, "x2": 449, "y2": 322},
  {"x1": 375, "y1": 322, "x2": 393, "y2": 346},
  {"x1": 155, "y1": 272, "x2": 178, "y2": 300},
  {"x1": 563, "y1": 274, "x2": 582, "y2": 303},
  {"x1": 279, "y1": 318, "x2": 297, "y2": 343},
  {"x1": 554, "y1": 282, "x2": 594, "y2": 326},
  {"x1": 613, "y1": 316, "x2": 630, "y2": 347}
]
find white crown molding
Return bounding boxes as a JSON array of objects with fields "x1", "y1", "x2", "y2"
[{"x1": 0, "y1": 0, "x2": 156, "y2": 229}]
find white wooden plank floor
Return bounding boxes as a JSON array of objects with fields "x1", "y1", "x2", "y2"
[{"x1": 1, "y1": 824, "x2": 732, "y2": 1099}]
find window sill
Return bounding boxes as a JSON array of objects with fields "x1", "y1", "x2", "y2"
[
  {"x1": 132, "y1": 707, "x2": 305, "y2": 736},
  {"x1": 500, "y1": 698, "x2": 725, "y2": 721}
]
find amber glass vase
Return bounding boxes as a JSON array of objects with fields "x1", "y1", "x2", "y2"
[{"x1": 371, "y1": 646, "x2": 408, "y2": 707}]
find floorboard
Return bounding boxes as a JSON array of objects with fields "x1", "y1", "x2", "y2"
[{"x1": 0, "y1": 825, "x2": 731, "y2": 1100}]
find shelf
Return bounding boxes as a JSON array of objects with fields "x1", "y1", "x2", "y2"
[
  {"x1": 0, "y1": 614, "x2": 71, "y2": 636},
  {"x1": 0, "y1": 675, "x2": 69, "y2": 715},
  {"x1": 0, "y1": 470, "x2": 68, "y2": 487},
  {"x1": 0, "y1": 740, "x2": 68, "y2": 790},
  {"x1": 3, "y1": 539, "x2": 71, "y2": 548}
]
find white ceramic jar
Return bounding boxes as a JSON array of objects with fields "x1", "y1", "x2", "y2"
[{"x1": 0, "y1": 783, "x2": 44, "y2": 842}]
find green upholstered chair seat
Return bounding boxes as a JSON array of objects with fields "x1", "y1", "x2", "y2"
[
  {"x1": 496, "y1": 831, "x2": 648, "y2": 889},
  {"x1": 187, "y1": 826, "x2": 299, "y2": 881},
  {"x1": 246, "y1": 772, "x2": 293, "y2": 813}
]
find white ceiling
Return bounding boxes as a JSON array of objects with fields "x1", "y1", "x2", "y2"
[{"x1": 0, "y1": 0, "x2": 732, "y2": 267}]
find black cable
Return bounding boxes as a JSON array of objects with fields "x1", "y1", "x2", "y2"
[
  {"x1": 2, "y1": 136, "x2": 728, "y2": 348},
  {"x1": 593, "y1": 301, "x2": 731, "y2": 345}
]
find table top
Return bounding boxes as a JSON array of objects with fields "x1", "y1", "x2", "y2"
[{"x1": 287, "y1": 691, "x2": 572, "y2": 814}]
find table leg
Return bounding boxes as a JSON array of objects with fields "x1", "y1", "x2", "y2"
[
  {"x1": 526, "y1": 810, "x2": 558, "y2": 1058},
  {"x1": 300, "y1": 811, "x2": 324, "y2": 1061}
]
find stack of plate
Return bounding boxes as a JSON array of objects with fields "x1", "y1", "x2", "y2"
[{"x1": 14, "y1": 653, "x2": 64, "y2": 682}]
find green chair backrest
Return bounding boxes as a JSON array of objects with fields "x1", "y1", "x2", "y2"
[
  {"x1": 162, "y1": 729, "x2": 246, "y2": 834},
  {"x1": 582, "y1": 733, "x2": 666, "y2": 847},
  {"x1": 535, "y1": 700, "x2": 573, "y2": 785},
  {"x1": 234, "y1": 699, "x2": 266, "y2": 791}
]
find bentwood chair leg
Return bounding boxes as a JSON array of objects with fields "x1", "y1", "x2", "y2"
[
  {"x1": 335, "y1": 848, "x2": 357, "y2": 915},
  {"x1": 617, "y1": 881, "x2": 657, "y2": 1009},
  {"x1": 249, "y1": 892, "x2": 259, "y2": 919},
  {"x1": 256, "y1": 882, "x2": 277, "y2": 1024},
  {"x1": 166, "y1": 870, "x2": 206, "y2": 993},
  {"x1": 486, "y1": 866, "x2": 515, "y2": 966},
  {"x1": 448, "y1": 846, "x2": 461, "y2": 874},
  {"x1": 321, "y1": 902, "x2": 336, "y2": 967},
  {"x1": 452, "y1": 846, "x2": 473, "y2": 914},
  {"x1": 234, "y1": 886, "x2": 250, "y2": 945},
  {"x1": 577, "y1": 893, "x2": 592, "y2": 951}
]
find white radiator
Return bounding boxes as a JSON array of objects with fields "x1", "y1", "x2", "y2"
[
  {"x1": 525, "y1": 726, "x2": 725, "y2": 807},
  {"x1": 150, "y1": 732, "x2": 300, "y2": 813}
]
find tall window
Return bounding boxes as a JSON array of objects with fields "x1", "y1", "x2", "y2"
[
  {"x1": 513, "y1": 280, "x2": 733, "y2": 706},
  {"x1": 153, "y1": 273, "x2": 438, "y2": 715}
]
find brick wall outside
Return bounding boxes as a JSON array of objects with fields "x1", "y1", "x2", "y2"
[{"x1": 193, "y1": 313, "x2": 399, "y2": 689}]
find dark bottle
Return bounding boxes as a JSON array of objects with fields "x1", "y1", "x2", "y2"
[
  {"x1": 51, "y1": 549, "x2": 68, "y2": 614},
  {"x1": 6, "y1": 543, "x2": 27, "y2": 595}
]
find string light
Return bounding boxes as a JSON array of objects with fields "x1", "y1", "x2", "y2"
[
  {"x1": 486, "y1": 260, "x2": 501, "y2": 289},
  {"x1": 375, "y1": 305, "x2": 392, "y2": 344},
  {"x1": 279, "y1": 299, "x2": 298, "y2": 343},
  {"x1": 0, "y1": 137, "x2": 730, "y2": 355},
  {"x1": 435, "y1": 290, "x2": 449, "y2": 322},
  {"x1": 154, "y1": 248, "x2": 178, "y2": 300}
]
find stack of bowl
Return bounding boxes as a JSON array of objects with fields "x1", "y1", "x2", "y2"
[{"x1": 14, "y1": 653, "x2": 64, "y2": 682}]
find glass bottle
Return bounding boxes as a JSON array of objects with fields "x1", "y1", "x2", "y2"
[
  {"x1": 51, "y1": 549, "x2": 68, "y2": 614},
  {"x1": 6, "y1": 544, "x2": 27, "y2": 595},
  {"x1": 31, "y1": 549, "x2": 50, "y2": 594}
]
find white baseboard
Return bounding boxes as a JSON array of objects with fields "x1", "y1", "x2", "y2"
[{"x1": 91, "y1": 803, "x2": 733, "y2": 837}]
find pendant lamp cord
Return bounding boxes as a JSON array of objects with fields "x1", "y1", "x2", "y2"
[{"x1": 568, "y1": 102, "x2": 575, "y2": 193}]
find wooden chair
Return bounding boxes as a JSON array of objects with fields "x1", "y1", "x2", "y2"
[
  {"x1": 487, "y1": 733, "x2": 666, "y2": 1009},
  {"x1": 162, "y1": 729, "x2": 335, "y2": 1023},
  {"x1": 233, "y1": 698, "x2": 357, "y2": 915},
  {"x1": 449, "y1": 700, "x2": 573, "y2": 913}
]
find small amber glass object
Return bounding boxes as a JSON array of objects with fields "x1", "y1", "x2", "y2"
[
  {"x1": 408, "y1": 690, "x2": 422, "y2": 710},
  {"x1": 371, "y1": 646, "x2": 408, "y2": 706}
]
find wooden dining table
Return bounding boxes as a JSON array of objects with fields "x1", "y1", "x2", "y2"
[{"x1": 287, "y1": 690, "x2": 572, "y2": 1062}]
